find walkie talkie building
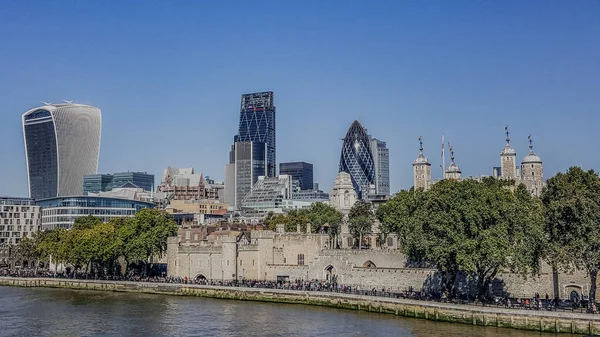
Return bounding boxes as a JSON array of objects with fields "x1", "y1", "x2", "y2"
[
  {"x1": 339, "y1": 120, "x2": 376, "y2": 199},
  {"x1": 22, "y1": 103, "x2": 102, "y2": 199}
]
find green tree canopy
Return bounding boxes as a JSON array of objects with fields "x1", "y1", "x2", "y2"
[
  {"x1": 377, "y1": 179, "x2": 544, "y2": 299},
  {"x1": 541, "y1": 166, "x2": 600, "y2": 302},
  {"x1": 348, "y1": 200, "x2": 374, "y2": 250}
]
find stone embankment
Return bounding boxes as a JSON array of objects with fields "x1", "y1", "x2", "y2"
[{"x1": 1, "y1": 277, "x2": 599, "y2": 335}]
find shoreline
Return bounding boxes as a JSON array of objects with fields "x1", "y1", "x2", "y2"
[{"x1": 1, "y1": 277, "x2": 598, "y2": 335}]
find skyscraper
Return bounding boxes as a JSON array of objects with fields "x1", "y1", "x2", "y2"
[
  {"x1": 233, "y1": 141, "x2": 267, "y2": 209},
  {"x1": 339, "y1": 120, "x2": 376, "y2": 199},
  {"x1": 236, "y1": 92, "x2": 276, "y2": 177},
  {"x1": 279, "y1": 162, "x2": 313, "y2": 190},
  {"x1": 22, "y1": 103, "x2": 102, "y2": 199},
  {"x1": 370, "y1": 138, "x2": 390, "y2": 195}
]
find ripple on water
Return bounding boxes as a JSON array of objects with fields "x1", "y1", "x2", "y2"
[{"x1": 0, "y1": 286, "x2": 544, "y2": 337}]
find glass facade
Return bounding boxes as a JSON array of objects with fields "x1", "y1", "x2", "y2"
[
  {"x1": 36, "y1": 196, "x2": 155, "y2": 230},
  {"x1": 236, "y1": 92, "x2": 276, "y2": 177},
  {"x1": 279, "y1": 162, "x2": 313, "y2": 191},
  {"x1": 112, "y1": 172, "x2": 154, "y2": 191},
  {"x1": 234, "y1": 141, "x2": 266, "y2": 209},
  {"x1": 339, "y1": 121, "x2": 376, "y2": 199},
  {"x1": 23, "y1": 109, "x2": 58, "y2": 200},
  {"x1": 23, "y1": 103, "x2": 102, "y2": 199},
  {"x1": 370, "y1": 138, "x2": 390, "y2": 195},
  {"x1": 83, "y1": 172, "x2": 155, "y2": 195},
  {"x1": 83, "y1": 174, "x2": 113, "y2": 195}
]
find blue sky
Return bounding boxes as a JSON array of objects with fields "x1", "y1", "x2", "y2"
[{"x1": 1, "y1": 1, "x2": 598, "y2": 197}]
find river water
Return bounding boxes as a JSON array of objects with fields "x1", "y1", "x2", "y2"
[{"x1": 0, "y1": 286, "x2": 545, "y2": 337}]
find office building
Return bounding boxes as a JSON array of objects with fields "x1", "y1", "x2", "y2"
[
  {"x1": 158, "y1": 167, "x2": 222, "y2": 201},
  {"x1": 22, "y1": 102, "x2": 102, "y2": 199},
  {"x1": 233, "y1": 141, "x2": 267, "y2": 209},
  {"x1": 82, "y1": 174, "x2": 113, "y2": 195},
  {"x1": 370, "y1": 138, "x2": 390, "y2": 195},
  {"x1": 280, "y1": 162, "x2": 313, "y2": 191},
  {"x1": 235, "y1": 92, "x2": 276, "y2": 177},
  {"x1": 0, "y1": 197, "x2": 41, "y2": 245},
  {"x1": 339, "y1": 120, "x2": 376, "y2": 199},
  {"x1": 36, "y1": 196, "x2": 154, "y2": 230},
  {"x1": 83, "y1": 172, "x2": 154, "y2": 195},
  {"x1": 240, "y1": 175, "x2": 292, "y2": 212}
]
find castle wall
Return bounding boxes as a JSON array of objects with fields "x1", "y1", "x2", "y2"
[{"x1": 167, "y1": 230, "x2": 596, "y2": 300}]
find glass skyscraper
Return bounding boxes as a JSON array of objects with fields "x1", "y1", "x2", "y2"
[
  {"x1": 339, "y1": 120, "x2": 376, "y2": 199},
  {"x1": 370, "y1": 138, "x2": 390, "y2": 195},
  {"x1": 233, "y1": 141, "x2": 267, "y2": 209},
  {"x1": 280, "y1": 162, "x2": 313, "y2": 190},
  {"x1": 235, "y1": 92, "x2": 276, "y2": 177},
  {"x1": 22, "y1": 103, "x2": 102, "y2": 199}
]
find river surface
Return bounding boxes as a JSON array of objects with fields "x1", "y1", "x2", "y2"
[{"x1": 0, "y1": 286, "x2": 546, "y2": 337}]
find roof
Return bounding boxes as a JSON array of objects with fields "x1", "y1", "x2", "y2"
[
  {"x1": 522, "y1": 151, "x2": 542, "y2": 164},
  {"x1": 413, "y1": 152, "x2": 430, "y2": 165},
  {"x1": 500, "y1": 144, "x2": 516, "y2": 155}
]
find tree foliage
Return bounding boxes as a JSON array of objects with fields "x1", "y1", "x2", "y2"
[
  {"x1": 377, "y1": 179, "x2": 544, "y2": 299},
  {"x1": 348, "y1": 200, "x2": 374, "y2": 250},
  {"x1": 16, "y1": 208, "x2": 177, "y2": 276},
  {"x1": 264, "y1": 203, "x2": 343, "y2": 235},
  {"x1": 541, "y1": 166, "x2": 600, "y2": 302}
]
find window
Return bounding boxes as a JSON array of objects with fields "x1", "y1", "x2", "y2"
[
  {"x1": 185, "y1": 231, "x2": 190, "y2": 240},
  {"x1": 298, "y1": 254, "x2": 304, "y2": 265},
  {"x1": 387, "y1": 237, "x2": 393, "y2": 247}
]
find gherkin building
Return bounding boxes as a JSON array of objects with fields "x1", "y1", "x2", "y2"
[{"x1": 339, "y1": 120, "x2": 375, "y2": 199}]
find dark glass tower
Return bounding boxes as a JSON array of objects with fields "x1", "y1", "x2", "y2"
[
  {"x1": 339, "y1": 120, "x2": 376, "y2": 199},
  {"x1": 236, "y1": 92, "x2": 276, "y2": 177},
  {"x1": 280, "y1": 162, "x2": 313, "y2": 190}
]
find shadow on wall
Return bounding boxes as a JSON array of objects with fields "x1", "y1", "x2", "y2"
[{"x1": 421, "y1": 271, "x2": 507, "y2": 300}]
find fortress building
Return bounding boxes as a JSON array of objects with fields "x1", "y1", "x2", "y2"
[{"x1": 413, "y1": 126, "x2": 545, "y2": 195}]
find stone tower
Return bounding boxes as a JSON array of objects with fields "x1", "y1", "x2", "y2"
[
  {"x1": 445, "y1": 145, "x2": 462, "y2": 180},
  {"x1": 500, "y1": 125, "x2": 518, "y2": 181},
  {"x1": 520, "y1": 135, "x2": 544, "y2": 196},
  {"x1": 329, "y1": 171, "x2": 357, "y2": 215},
  {"x1": 412, "y1": 137, "x2": 431, "y2": 190}
]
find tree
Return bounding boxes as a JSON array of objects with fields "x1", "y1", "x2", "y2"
[
  {"x1": 541, "y1": 167, "x2": 600, "y2": 302},
  {"x1": 348, "y1": 200, "x2": 374, "y2": 250},
  {"x1": 72, "y1": 215, "x2": 102, "y2": 230},
  {"x1": 377, "y1": 179, "x2": 544, "y2": 299}
]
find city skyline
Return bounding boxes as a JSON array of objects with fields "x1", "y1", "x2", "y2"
[{"x1": 1, "y1": 2, "x2": 599, "y2": 197}]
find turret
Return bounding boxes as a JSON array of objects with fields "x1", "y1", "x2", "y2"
[
  {"x1": 500, "y1": 125, "x2": 518, "y2": 181},
  {"x1": 445, "y1": 144, "x2": 461, "y2": 180},
  {"x1": 520, "y1": 135, "x2": 544, "y2": 196},
  {"x1": 412, "y1": 137, "x2": 432, "y2": 190}
]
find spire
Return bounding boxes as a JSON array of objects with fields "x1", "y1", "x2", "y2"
[
  {"x1": 419, "y1": 136, "x2": 423, "y2": 153},
  {"x1": 528, "y1": 134, "x2": 533, "y2": 152},
  {"x1": 505, "y1": 125, "x2": 510, "y2": 145}
]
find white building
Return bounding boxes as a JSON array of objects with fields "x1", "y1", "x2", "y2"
[{"x1": 0, "y1": 197, "x2": 41, "y2": 245}]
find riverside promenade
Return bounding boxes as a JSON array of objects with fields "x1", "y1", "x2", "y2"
[{"x1": 1, "y1": 277, "x2": 599, "y2": 335}]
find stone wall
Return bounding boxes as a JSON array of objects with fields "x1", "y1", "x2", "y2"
[
  {"x1": 3, "y1": 277, "x2": 600, "y2": 335},
  {"x1": 166, "y1": 230, "x2": 597, "y2": 300}
]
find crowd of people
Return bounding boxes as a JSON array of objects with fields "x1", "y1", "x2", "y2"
[{"x1": 1, "y1": 268, "x2": 597, "y2": 313}]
